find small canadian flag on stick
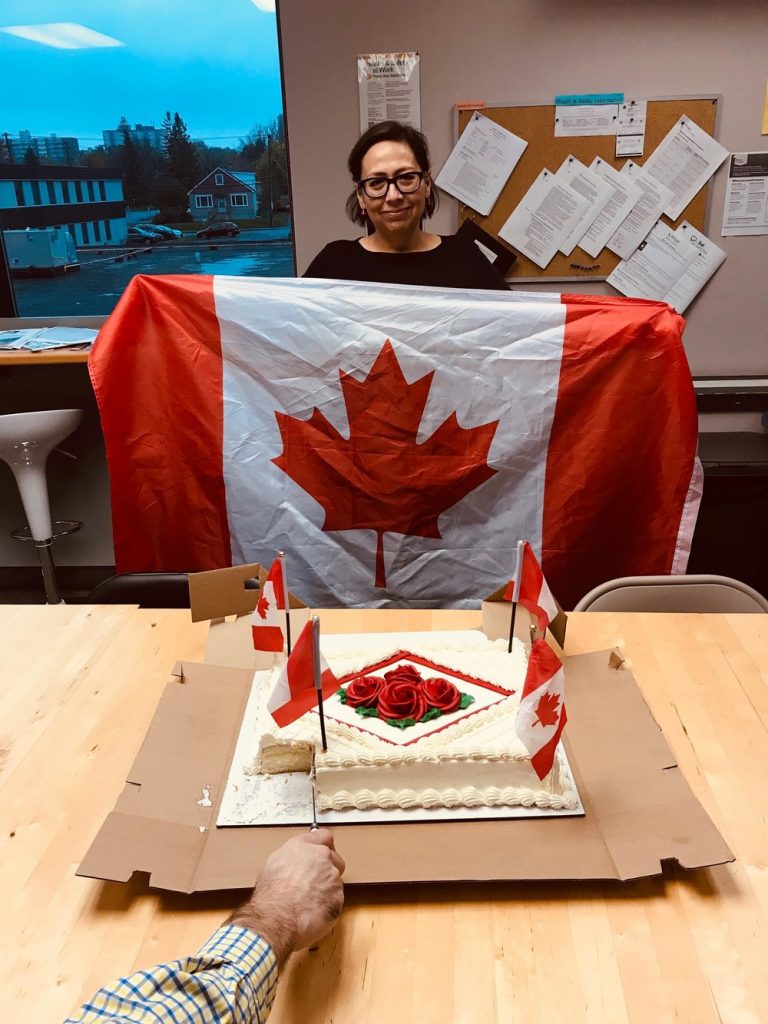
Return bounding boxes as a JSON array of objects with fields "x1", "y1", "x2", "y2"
[
  {"x1": 251, "y1": 555, "x2": 287, "y2": 653},
  {"x1": 505, "y1": 540, "x2": 567, "y2": 648},
  {"x1": 267, "y1": 618, "x2": 340, "y2": 732},
  {"x1": 515, "y1": 637, "x2": 567, "y2": 780}
]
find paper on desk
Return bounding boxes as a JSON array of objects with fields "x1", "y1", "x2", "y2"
[
  {"x1": 642, "y1": 115, "x2": 728, "y2": 220},
  {"x1": 721, "y1": 152, "x2": 768, "y2": 236},
  {"x1": 0, "y1": 326, "x2": 97, "y2": 350},
  {"x1": 615, "y1": 98, "x2": 647, "y2": 157},
  {"x1": 435, "y1": 111, "x2": 526, "y2": 215},
  {"x1": 578, "y1": 157, "x2": 643, "y2": 257},
  {"x1": 498, "y1": 168, "x2": 590, "y2": 268},
  {"x1": 555, "y1": 156, "x2": 614, "y2": 255},
  {"x1": 606, "y1": 160, "x2": 674, "y2": 260},
  {"x1": 607, "y1": 220, "x2": 726, "y2": 313}
]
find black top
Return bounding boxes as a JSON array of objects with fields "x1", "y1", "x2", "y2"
[{"x1": 304, "y1": 235, "x2": 509, "y2": 290}]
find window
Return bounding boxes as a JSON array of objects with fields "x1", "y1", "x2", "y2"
[
  {"x1": 31, "y1": 181, "x2": 42, "y2": 205},
  {"x1": 1, "y1": 3, "x2": 293, "y2": 317},
  {"x1": 230, "y1": 193, "x2": 248, "y2": 207}
]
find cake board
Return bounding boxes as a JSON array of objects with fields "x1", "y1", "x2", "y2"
[{"x1": 76, "y1": 643, "x2": 733, "y2": 892}]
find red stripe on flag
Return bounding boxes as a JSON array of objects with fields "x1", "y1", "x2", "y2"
[
  {"x1": 543, "y1": 295, "x2": 698, "y2": 608},
  {"x1": 251, "y1": 624, "x2": 284, "y2": 653},
  {"x1": 530, "y1": 705, "x2": 567, "y2": 780},
  {"x1": 270, "y1": 669, "x2": 340, "y2": 728},
  {"x1": 89, "y1": 275, "x2": 230, "y2": 571}
]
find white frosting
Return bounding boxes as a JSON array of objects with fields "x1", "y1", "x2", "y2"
[{"x1": 251, "y1": 632, "x2": 578, "y2": 812}]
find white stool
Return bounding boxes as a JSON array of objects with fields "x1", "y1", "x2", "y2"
[{"x1": 0, "y1": 409, "x2": 83, "y2": 603}]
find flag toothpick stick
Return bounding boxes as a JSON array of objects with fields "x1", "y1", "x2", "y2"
[
  {"x1": 507, "y1": 540, "x2": 524, "y2": 654},
  {"x1": 311, "y1": 615, "x2": 328, "y2": 752},
  {"x1": 278, "y1": 550, "x2": 292, "y2": 655}
]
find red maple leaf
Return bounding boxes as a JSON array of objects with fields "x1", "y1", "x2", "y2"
[
  {"x1": 533, "y1": 691, "x2": 561, "y2": 728},
  {"x1": 256, "y1": 593, "x2": 270, "y2": 619},
  {"x1": 273, "y1": 340, "x2": 499, "y2": 587}
]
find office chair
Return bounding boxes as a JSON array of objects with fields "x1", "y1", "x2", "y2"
[{"x1": 573, "y1": 574, "x2": 768, "y2": 613}]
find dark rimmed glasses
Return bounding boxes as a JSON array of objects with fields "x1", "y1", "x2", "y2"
[{"x1": 356, "y1": 170, "x2": 426, "y2": 199}]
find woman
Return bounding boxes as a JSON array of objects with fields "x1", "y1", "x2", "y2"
[{"x1": 304, "y1": 121, "x2": 508, "y2": 289}]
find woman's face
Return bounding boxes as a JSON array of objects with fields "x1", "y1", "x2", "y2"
[{"x1": 357, "y1": 140, "x2": 429, "y2": 239}]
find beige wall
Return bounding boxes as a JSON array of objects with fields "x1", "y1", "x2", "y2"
[{"x1": 278, "y1": 0, "x2": 768, "y2": 376}]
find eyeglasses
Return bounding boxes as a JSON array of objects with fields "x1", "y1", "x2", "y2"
[{"x1": 356, "y1": 171, "x2": 426, "y2": 199}]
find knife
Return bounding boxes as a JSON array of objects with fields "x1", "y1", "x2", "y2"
[{"x1": 309, "y1": 751, "x2": 319, "y2": 831}]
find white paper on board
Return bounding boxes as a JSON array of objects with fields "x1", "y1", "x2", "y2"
[
  {"x1": 435, "y1": 111, "x2": 527, "y2": 216},
  {"x1": 555, "y1": 156, "x2": 615, "y2": 255},
  {"x1": 498, "y1": 169, "x2": 590, "y2": 269},
  {"x1": 607, "y1": 219, "x2": 726, "y2": 313},
  {"x1": 606, "y1": 160, "x2": 675, "y2": 260},
  {"x1": 721, "y1": 152, "x2": 768, "y2": 236},
  {"x1": 642, "y1": 115, "x2": 728, "y2": 220},
  {"x1": 554, "y1": 104, "x2": 619, "y2": 137},
  {"x1": 578, "y1": 157, "x2": 644, "y2": 258},
  {"x1": 615, "y1": 98, "x2": 647, "y2": 157}
]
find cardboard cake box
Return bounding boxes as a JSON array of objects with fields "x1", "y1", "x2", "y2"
[{"x1": 76, "y1": 566, "x2": 733, "y2": 892}]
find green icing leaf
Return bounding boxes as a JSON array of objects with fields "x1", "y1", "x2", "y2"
[
  {"x1": 421, "y1": 707, "x2": 443, "y2": 722},
  {"x1": 355, "y1": 706, "x2": 379, "y2": 718},
  {"x1": 386, "y1": 717, "x2": 416, "y2": 729},
  {"x1": 338, "y1": 688, "x2": 348, "y2": 704},
  {"x1": 459, "y1": 692, "x2": 475, "y2": 710}
]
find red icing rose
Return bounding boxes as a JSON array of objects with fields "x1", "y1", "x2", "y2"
[
  {"x1": 378, "y1": 681, "x2": 427, "y2": 722},
  {"x1": 344, "y1": 674, "x2": 386, "y2": 708},
  {"x1": 422, "y1": 676, "x2": 461, "y2": 713},
  {"x1": 384, "y1": 663, "x2": 423, "y2": 686}
]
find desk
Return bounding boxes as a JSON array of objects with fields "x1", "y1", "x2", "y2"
[
  {"x1": 1, "y1": 606, "x2": 766, "y2": 1022},
  {"x1": 0, "y1": 348, "x2": 90, "y2": 365}
]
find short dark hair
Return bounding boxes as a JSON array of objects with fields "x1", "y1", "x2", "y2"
[{"x1": 345, "y1": 120, "x2": 439, "y2": 225}]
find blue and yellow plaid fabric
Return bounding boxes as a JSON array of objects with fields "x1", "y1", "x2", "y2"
[{"x1": 65, "y1": 925, "x2": 278, "y2": 1023}]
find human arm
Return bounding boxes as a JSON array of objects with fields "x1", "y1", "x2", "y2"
[{"x1": 64, "y1": 830, "x2": 345, "y2": 1024}]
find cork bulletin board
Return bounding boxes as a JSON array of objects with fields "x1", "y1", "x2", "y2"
[{"x1": 456, "y1": 97, "x2": 719, "y2": 282}]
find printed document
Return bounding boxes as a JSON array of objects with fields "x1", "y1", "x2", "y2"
[
  {"x1": 616, "y1": 98, "x2": 647, "y2": 157},
  {"x1": 358, "y1": 52, "x2": 420, "y2": 131},
  {"x1": 435, "y1": 111, "x2": 527, "y2": 215},
  {"x1": 554, "y1": 104, "x2": 619, "y2": 137},
  {"x1": 607, "y1": 220, "x2": 726, "y2": 313},
  {"x1": 721, "y1": 152, "x2": 768, "y2": 236},
  {"x1": 555, "y1": 155, "x2": 614, "y2": 255},
  {"x1": 499, "y1": 168, "x2": 590, "y2": 268},
  {"x1": 579, "y1": 157, "x2": 643, "y2": 258},
  {"x1": 643, "y1": 115, "x2": 728, "y2": 220},
  {"x1": 606, "y1": 160, "x2": 674, "y2": 260}
]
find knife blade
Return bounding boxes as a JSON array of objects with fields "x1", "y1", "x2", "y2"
[{"x1": 309, "y1": 750, "x2": 319, "y2": 831}]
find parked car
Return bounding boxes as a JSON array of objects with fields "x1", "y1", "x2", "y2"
[
  {"x1": 137, "y1": 223, "x2": 183, "y2": 239},
  {"x1": 127, "y1": 225, "x2": 164, "y2": 243},
  {"x1": 196, "y1": 221, "x2": 240, "y2": 239}
]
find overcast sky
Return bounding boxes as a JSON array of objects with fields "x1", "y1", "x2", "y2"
[{"x1": 1, "y1": 0, "x2": 282, "y2": 147}]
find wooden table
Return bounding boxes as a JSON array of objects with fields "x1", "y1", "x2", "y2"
[
  {"x1": 0, "y1": 348, "x2": 90, "y2": 365},
  {"x1": 1, "y1": 606, "x2": 766, "y2": 1023}
]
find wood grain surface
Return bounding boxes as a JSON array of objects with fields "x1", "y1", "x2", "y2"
[{"x1": 1, "y1": 605, "x2": 766, "y2": 1022}]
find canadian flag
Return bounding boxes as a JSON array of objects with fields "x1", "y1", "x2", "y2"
[
  {"x1": 267, "y1": 620, "x2": 341, "y2": 728},
  {"x1": 504, "y1": 540, "x2": 560, "y2": 631},
  {"x1": 515, "y1": 638, "x2": 567, "y2": 780},
  {"x1": 252, "y1": 557, "x2": 286, "y2": 652},
  {"x1": 90, "y1": 275, "x2": 701, "y2": 609}
]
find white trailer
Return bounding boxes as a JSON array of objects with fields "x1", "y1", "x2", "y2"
[{"x1": 4, "y1": 227, "x2": 79, "y2": 276}]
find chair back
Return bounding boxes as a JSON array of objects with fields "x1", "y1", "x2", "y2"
[
  {"x1": 87, "y1": 572, "x2": 191, "y2": 608},
  {"x1": 573, "y1": 574, "x2": 768, "y2": 613}
]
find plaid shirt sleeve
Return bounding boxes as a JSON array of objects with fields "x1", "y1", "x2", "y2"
[{"x1": 64, "y1": 925, "x2": 279, "y2": 1024}]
